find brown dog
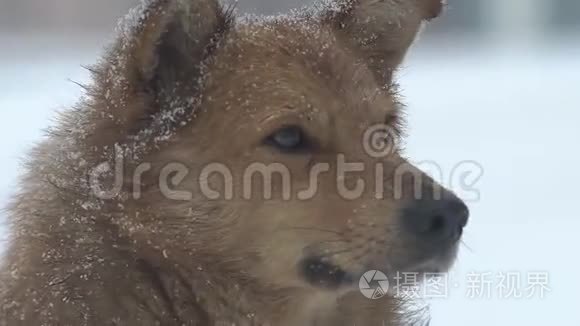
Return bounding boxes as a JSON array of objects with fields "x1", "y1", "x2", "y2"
[{"x1": 0, "y1": 0, "x2": 468, "y2": 325}]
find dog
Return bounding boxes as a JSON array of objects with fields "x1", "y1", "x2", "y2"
[{"x1": 0, "y1": 0, "x2": 468, "y2": 325}]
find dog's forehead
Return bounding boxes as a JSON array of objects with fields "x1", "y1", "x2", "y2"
[{"x1": 201, "y1": 20, "x2": 396, "y2": 123}]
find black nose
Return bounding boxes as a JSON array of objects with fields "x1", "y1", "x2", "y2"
[{"x1": 401, "y1": 195, "x2": 469, "y2": 243}]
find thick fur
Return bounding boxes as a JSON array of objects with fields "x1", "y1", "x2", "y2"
[{"x1": 0, "y1": 0, "x2": 449, "y2": 325}]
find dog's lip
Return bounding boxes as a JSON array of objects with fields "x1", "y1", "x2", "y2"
[
  {"x1": 299, "y1": 256, "x2": 355, "y2": 289},
  {"x1": 361, "y1": 243, "x2": 460, "y2": 280},
  {"x1": 401, "y1": 243, "x2": 460, "y2": 275}
]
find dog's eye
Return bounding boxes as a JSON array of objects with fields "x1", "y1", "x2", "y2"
[{"x1": 266, "y1": 126, "x2": 309, "y2": 152}]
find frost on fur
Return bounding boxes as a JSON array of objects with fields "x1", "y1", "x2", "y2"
[{"x1": 81, "y1": 0, "x2": 233, "y2": 156}]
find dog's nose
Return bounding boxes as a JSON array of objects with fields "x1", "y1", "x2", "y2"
[{"x1": 401, "y1": 195, "x2": 469, "y2": 243}]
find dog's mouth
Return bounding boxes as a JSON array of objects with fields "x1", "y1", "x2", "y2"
[
  {"x1": 299, "y1": 256, "x2": 355, "y2": 289},
  {"x1": 404, "y1": 244, "x2": 460, "y2": 275},
  {"x1": 299, "y1": 244, "x2": 460, "y2": 290}
]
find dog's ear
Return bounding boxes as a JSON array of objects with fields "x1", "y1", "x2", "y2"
[
  {"x1": 324, "y1": 0, "x2": 443, "y2": 85},
  {"x1": 124, "y1": 0, "x2": 231, "y2": 87},
  {"x1": 87, "y1": 0, "x2": 232, "y2": 147}
]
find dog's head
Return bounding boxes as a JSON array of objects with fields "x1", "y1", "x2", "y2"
[{"x1": 86, "y1": 0, "x2": 467, "y2": 293}]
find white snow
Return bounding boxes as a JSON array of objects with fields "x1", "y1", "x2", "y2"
[
  {"x1": 400, "y1": 39, "x2": 580, "y2": 325},
  {"x1": 1, "y1": 33, "x2": 579, "y2": 325}
]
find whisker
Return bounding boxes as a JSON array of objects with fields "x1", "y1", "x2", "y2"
[
  {"x1": 278, "y1": 226, "x2": 343, "y2": 236},
  {"x1": 303, "y1": 238, "x2": 348, "y2": 248},
  {"x1": 460, "y1": 240, "x2": 474, "y2": 253},
  {"x1": 314, "y1": 241, "x2": 368, "y2": 259}
]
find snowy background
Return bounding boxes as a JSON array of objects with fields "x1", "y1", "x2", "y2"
[{"x1": 1, "y1": 0, "x2": 580, "y2": 325}]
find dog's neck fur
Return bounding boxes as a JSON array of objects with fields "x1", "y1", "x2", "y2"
[{"x1": 130, "y1": 248, "x2": 397, "y2": 326}]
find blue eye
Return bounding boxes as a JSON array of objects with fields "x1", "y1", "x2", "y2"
[{"x1": 267, "y1": 126, "x2": 308, "y2": 151}]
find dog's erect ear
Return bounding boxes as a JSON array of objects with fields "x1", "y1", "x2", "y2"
[
  {"x1": 132, "y1": 0, "x2": 231, "y2": 86},
  {"x1": 88, "y1": 0, "x2": 232, "y2": 147},
  {"x1": 123, "y1": 0, "x2": 231, "y2": 86},
  {"x1": 323, "y1": 0, "x2": 443, "y2": 85}
]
